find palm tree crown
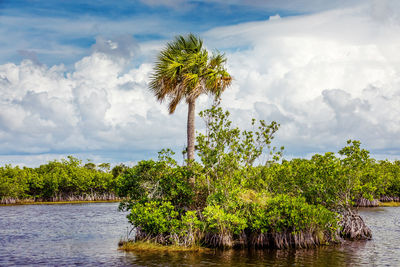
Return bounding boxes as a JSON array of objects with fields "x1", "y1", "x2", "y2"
[{"x1": 149, "y1": 34, "x2": 232, "y2": 161}]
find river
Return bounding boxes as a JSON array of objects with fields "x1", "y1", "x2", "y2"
[{"x1": 0, "y1": 203, "x2": 399, "y2": 266}]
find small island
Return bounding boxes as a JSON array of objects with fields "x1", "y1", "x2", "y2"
[
  {"x1": 117, "y1": 103, "x2": 400, "y2": 250},
  {"x1": 116, "y1": 34, "x2": 400, "y2": 251}
]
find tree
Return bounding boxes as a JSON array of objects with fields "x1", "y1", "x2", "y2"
[{"x1": 149, "y1": 33, "x2": 232, "y2": 162}]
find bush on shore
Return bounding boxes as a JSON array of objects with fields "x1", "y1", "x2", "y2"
[{"x1": 118, "y1": 103, "x2": 399, "y2": 249}]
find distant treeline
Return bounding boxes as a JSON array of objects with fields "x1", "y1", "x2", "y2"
[
  {"x1": 0, "y1": 156, "x2": 129, "y2": 204},
  {"x1": 2, "y1": 146, "x2": 400, "y2": 206}
]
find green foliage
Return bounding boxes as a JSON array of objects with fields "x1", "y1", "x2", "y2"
[
  {"x1": 180, "y1": 210, "x2": 202, "y2": 238},
  {"x1": 379, "y1": 160, "x2": 400, "y2": 197},
  {"x1": 264, "y1": 153, "x2": 347, "y2": 209},
  {"x1": 112, "y1": 163, "x2": 129, "y2": 179},
  {"x1": 202, "y1": 204, "x2": 247, "y2": 235},
  {"x1": 128, "y1": 201, "x2": 181, "y2": 235},
  {"x1": 195, "y1": 102, "x2": 283, "y2": 204},
  {"x1": 0, "y1": 156, "x2": 116, "y2": 201},
  {"x1": 197, "y1": 103, "x2": 282, "y2": 174},
  {"x1": 149, "y1": 34, "x2": 231, "y2": 114},
  {"x1": 0, "y1": 165, "x2": 29, "y2": 199},
  {"x1": 117, "y1": 150, "x2": 193, "y2": 209},
  {"x1": 248, "y1": 195, "x2": 338, "y2": 234}
]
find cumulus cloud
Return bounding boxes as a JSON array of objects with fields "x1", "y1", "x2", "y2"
[
  {"x1": 2, "y1": 0, "x2": 400, "y2": 166},
  {"x1": 204, "y1": 1, "x2": 400, "y2": 156},
  {"x1": 0, "y1": 36, "x2": 194, "y2": 165}
]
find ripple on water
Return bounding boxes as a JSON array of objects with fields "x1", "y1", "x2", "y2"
[{"x1": 1, "y1": 204, "x2": 400, "y2": 266}]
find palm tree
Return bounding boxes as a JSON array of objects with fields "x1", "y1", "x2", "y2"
[{"x1": 149, "y1": 34, "x2": 232, "y2": 162}]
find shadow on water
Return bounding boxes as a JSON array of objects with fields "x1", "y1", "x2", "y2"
[{"x1": 121, "y1": 243, "x2": 368, "y2": 267}]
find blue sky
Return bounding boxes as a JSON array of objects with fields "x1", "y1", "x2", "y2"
[
  {"x1": 1, "y1": 0, "x2": 400, "y2": 166},
  {"x1": 1, "y1": 0, "x2": 297, "y2": 66}
]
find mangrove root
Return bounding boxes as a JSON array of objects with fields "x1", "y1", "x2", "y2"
[
  {"x1": 247, "y1": 230, "x2": 331, "y2": 249},
  {"x1": 339, "y1": 210, "x2": 372, "y2": 240},
  {"x1": 131, "y1": 210, "x2": 373, "y2": 249},
  {"x1": 379, "y1": 195, "x2": 400, "y2": 202},
  {"x1": 0, "y1": 193, "x2": 120, "y2": 204},
  {"x1": 354, "y1": 198, "x2": 379, "y2": 207},
  {"x1": 133, "y1": 227, "x2": 199, "y2": 247},
  {"x1": 133, "y1": 228, "x2": 336, "y2": 249}
]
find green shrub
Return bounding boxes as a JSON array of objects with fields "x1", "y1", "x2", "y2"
[
  {"x1": 202, "y1": 204, "x2": 247, "y2": 235},
  {"x1": 0, "y1": 156, "x2": 117, "y2": 200},
  {"x1": 0, "y1": 165, "x2": 29, "y2": 199},
  {"x1": 128, "y1": 201, "x2": 181, "y2": 235}
]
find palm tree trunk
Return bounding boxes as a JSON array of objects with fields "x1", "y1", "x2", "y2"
[{"x1": 187, "y1": 99, "x2": 195, "y2": 162}]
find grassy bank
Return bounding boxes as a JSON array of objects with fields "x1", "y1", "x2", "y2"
[
  {"x1": 379, "y1": 201, "x2": 400, "y2": 207},
  {"x1": 118, "y1": 241, "x2": 208, "y2": 252}
]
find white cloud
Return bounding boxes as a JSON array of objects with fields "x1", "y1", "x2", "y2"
[
  {"x1": 2, "y1": 0, "x2": 400, "y2": 166},
  {"x1": 269, "y1": 14, "x2": 281, "y2": 21},
  {"x1": 204, "y1": 1, "x2": 400, "y2": 156},
  {"x1": 0, "y1": 36, "x2": 193, "y2": 165}
]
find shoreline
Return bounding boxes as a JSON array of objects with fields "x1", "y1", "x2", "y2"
[
  {"x1": 118, "y1": 240, "x2": 210, "y2": 252},
  {"x1": 378, "y1": 201, "x2": 400, "y2": 207},
  {"x1": 0, "y1": 199, "x2": 121, "y2": 206}
]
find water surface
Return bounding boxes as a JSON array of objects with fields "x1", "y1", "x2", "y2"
[{"x1": 0, "y1": 203, "x2": 399, "y2": 266}]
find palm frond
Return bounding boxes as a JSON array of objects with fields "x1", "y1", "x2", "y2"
[{"x1": 149, "y1": 33, "x2": 232, "y2": 113}]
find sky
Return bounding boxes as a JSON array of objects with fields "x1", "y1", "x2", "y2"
[{"x1": 1, "y1": 0, "x2": 400, "y2": 166}]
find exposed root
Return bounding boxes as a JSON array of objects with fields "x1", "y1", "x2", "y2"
[
  {"x1": 0, "y1": 193, "x2": 120, "y2": 204},
  {"x1": 248, "y1": 230, "x2": 331, "y2": 249},
  {"x1": 234, "y1": 232, "x2": 248, "y2": 248},
  {"x1": 338, "y1": 210, "x2": 372, "y2": 240},
  {"x1": 354, "y1": 198, "x2": 379, "y2": 207},
  {"x1": 136, "y1": 229, "x2": 336, "y2": 250},
  {"x1": 47, "y1": 193, "x2": 119, "y2": 202},
  {"x1": 379, "y1": 195, "x2": 400, "y2": 202},
  {"x1": 203, "y1": 232, "x2": 233, "y2": 248},
  {"x1": 130, "y1": 210, "x2": 373, "y2": 250},
  {"x1": 133, "y1": 227, "x2": 201, "y2": 247},
  {"x1": 0, "y1": 197, "x2": 21, "y2": 204}
]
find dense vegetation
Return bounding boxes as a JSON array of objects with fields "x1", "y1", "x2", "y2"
[
  {"x1": 0, "y1": 156, "x2": 120, "y2": 204},
  {"x1": 117, "y1": 103, "x2": 400, "y2": 249}
]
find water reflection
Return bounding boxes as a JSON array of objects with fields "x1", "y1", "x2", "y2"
[
  {"x1": 0, "y1": 203, "x2": 130, "y2": 266},
  {"x1": 0, "y1": 204, "x2": 399, "y2": 266},
  {"x1": 123, "y1": 245, "x2": 359, "y2": 267}
]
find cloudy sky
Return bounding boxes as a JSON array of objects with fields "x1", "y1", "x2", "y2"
[{"x1": 1, "y1": 0, "x2": 400, "y2": 166}]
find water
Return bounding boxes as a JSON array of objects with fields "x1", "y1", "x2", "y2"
[
  {"x1": 0, "y1": 203, "x2": 399, "y2": 266},
  {"x1": 0, "y1": 203, "x2": 131, "y2": 266}
]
